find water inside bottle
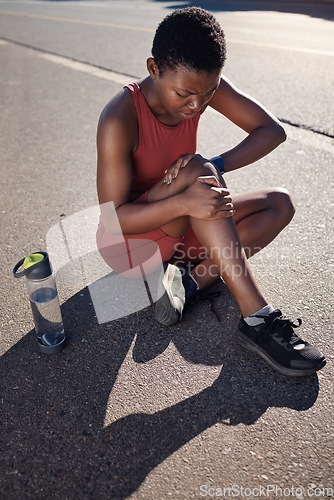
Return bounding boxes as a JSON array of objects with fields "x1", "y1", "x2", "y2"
[{"x1": 30, "y1": 288, "x2": 65, "y2": 346}]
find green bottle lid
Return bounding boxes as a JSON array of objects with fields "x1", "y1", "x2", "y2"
[
  {"x1": 23, "y1": 253, "x2": 45, "y2": 269},
  {"x1": 13, "y1": 251, "x2": 51, "y2": 279}
]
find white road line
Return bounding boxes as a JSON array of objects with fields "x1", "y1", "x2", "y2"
[{"x1": 40, "y1": 53, "x2": 131, "y2": 85}]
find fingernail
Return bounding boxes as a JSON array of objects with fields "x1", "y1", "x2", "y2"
[
  {"x1": 172, "y1": 172, "x2": 177, "y2": 179},
  {"x1": 163, "y1": 178, "x2": 167, "y2": 183},
  {"x1": 164, "y1": 170, "x2": 168, "y2": 174},
  {"x1": 167, "y1": 178, "x2": 171, "y2": 185}
]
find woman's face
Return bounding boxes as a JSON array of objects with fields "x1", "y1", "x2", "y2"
[{"x1": 152, "y1": 64, "x2": 221, "y2": 122}]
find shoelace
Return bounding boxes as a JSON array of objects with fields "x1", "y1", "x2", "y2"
[{"x1": 256, "y1": 310, "x2": 303, "y2": 345}]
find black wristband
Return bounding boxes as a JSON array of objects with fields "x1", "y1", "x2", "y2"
[{"x1": 210, "y1": 155, "x2": 225, "y2": 173}]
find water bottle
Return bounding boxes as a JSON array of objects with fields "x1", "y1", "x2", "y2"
[{"x1": 13, "y1": 252, "x2": 67, "y2": 354}]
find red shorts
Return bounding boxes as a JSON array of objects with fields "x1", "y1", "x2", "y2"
[{"x1": 96, "y1": 192, "x2": 207, "y2": 278}]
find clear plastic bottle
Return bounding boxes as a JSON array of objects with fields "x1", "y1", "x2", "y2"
[{"x1": 13, "y1": 252, "x2": 67, "y2": 354}]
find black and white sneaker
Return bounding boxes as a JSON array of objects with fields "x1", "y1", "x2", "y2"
[
  {"x1": 237, "y1": 309, "x2": 326, "y2": 377},
  {"x1": 155, "y1": 263, "x2": 199, "y2": 326}
]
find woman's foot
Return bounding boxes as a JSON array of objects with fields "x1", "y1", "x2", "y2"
[
  {"x1": 155, "y1": 263, "x2": 199, "y2": 326},
  {"x1": 237, "y1": 309, "x2": 326, "y2": 377}
]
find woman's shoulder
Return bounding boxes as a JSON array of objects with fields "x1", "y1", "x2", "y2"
[
  {"x1": 97, "y1": 84, "x2": 141, "y2": 154},
  {"x1": 99, "y1": 85, "x2": 138, "y2": 128}
]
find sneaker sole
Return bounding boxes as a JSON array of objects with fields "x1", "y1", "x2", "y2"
[
  {"x1": 237, "y1": 330, "x2": 326, "y2": 377},
  {"x1": 155, "y1": 264, "x2": 185, "y2": 326}
]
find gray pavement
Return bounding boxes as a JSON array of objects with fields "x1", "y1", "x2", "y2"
[{"x1": 0, "y1": 1, "x2": 333, "y2": 499}]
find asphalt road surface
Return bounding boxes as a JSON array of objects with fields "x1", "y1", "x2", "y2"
[{"x1": 0, "y1": 1, "x2": 333, "y2": 499}]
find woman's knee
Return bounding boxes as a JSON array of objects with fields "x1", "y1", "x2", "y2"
[
  {"x1": 180, "y1": 156, "x2": 221, "y2": 186},
  {"x1": 268, "y1": 187, "x2": 295, "y2": 223},
  {"x1": 148, "y1": 157, "x2": 222, "y2": 202}
]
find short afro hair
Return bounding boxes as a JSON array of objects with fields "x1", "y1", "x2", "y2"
[{"x1": 152, "y1": 7, "x2": 226, "y2": 75}]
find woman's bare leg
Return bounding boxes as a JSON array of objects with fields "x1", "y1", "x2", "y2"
[
  {"x1": 146, "y1": 161, "x2": 293, "y2": 317},
  {"x1": 189, "y1": 214, "x2": 267, "y2": 317},
  {"x1": 190, "y1": 187, "x2": 295, "y2": 290},
  {"x1": 233, "y1": 187, "x2": 295, "y2": 258}
]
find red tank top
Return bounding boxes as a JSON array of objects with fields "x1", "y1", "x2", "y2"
[{"x1": 125, "y1": 82, "x2": 201, "y2": 192}]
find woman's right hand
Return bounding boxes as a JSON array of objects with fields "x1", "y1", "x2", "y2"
[{"x1": 182, "y1": 176, "x2": 235, "y2": 220}]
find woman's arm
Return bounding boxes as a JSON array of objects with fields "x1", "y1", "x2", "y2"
[{"x1": 208, "y1": 76, "x2": 286, "y2": 172}]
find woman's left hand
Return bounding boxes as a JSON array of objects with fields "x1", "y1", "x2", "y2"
[{"x1": 163, "y1": 153, "x2": 202, "y2": 185}]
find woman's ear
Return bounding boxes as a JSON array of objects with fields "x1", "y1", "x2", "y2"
[{"x1": 147, "y1": 58, "x2": 159, "y2": 80}]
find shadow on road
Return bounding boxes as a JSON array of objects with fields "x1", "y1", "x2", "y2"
[
  {"x1": 0, "y1": 284, "x2": 320, "y2": 498},
  {"x1": 150, "y1": 0, "x2": 334, "y2": 21}
]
